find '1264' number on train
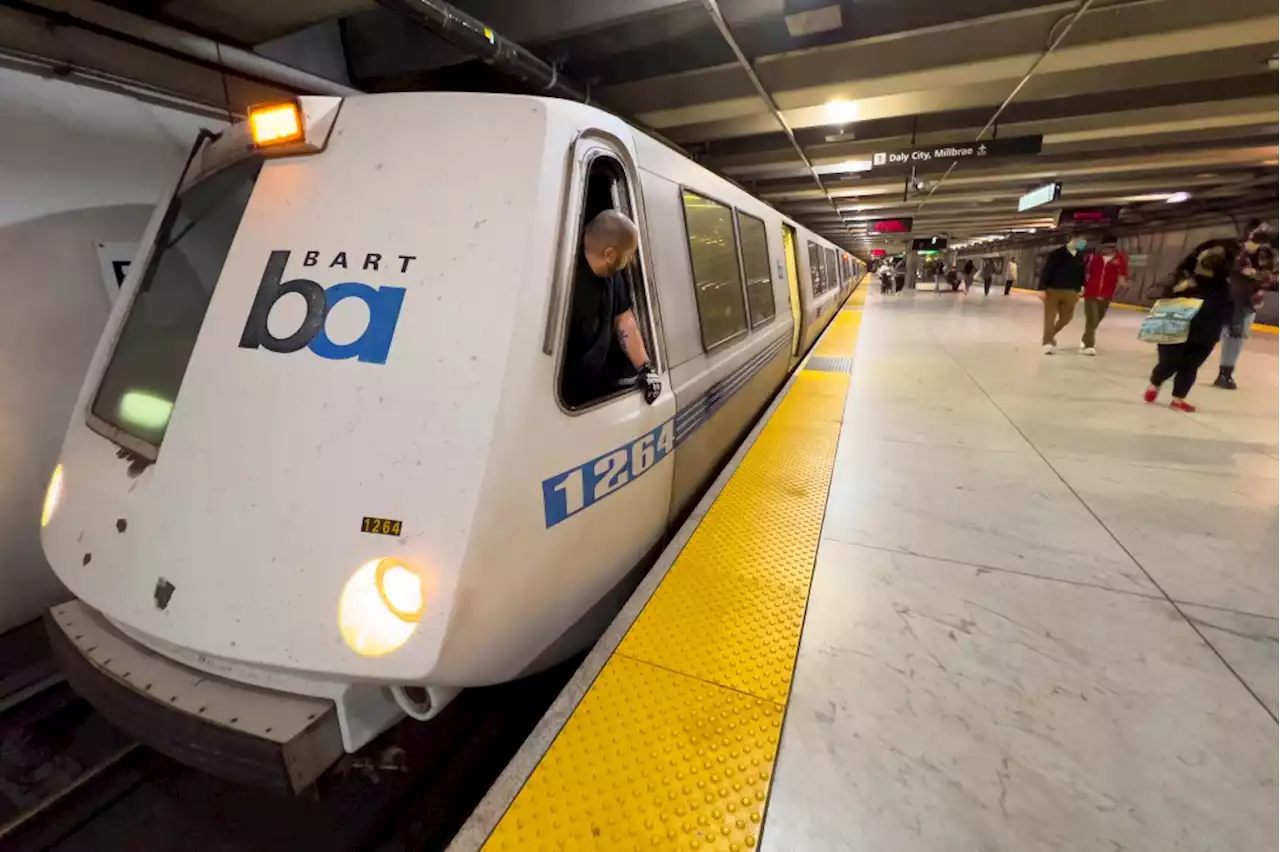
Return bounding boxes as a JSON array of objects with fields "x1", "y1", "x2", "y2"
[{"x1": 541, "y1": 420, "x2": 674, "y2": 526}]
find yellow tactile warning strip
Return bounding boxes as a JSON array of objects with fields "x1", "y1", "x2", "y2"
[
  {"x1": 615, "y1": 369, "x2": 848, "y2": 704},
  {"x1": 482, "y1": 287, "x2": 866, "y2": 852}
]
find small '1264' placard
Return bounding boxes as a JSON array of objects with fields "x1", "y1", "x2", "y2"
[{"x1": 361, "y1": 516, "x2": 403, "y2": 536}]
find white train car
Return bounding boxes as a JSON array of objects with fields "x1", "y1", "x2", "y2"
[{"x1": 40, "y1": 92, "x2": 861, "y2": 791}]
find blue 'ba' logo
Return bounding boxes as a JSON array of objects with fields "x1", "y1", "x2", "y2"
[{"x1": 238, "y1": 250, "x2": 406, "y2": 364}]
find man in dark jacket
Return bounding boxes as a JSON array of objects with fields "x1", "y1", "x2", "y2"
[{"x1": 1037, "y1": 233, "x2": 1088, "y2": 353}]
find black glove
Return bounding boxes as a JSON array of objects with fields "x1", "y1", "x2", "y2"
[{"x1": 637, "y1": 363, "x2": 662, "y2": 405}]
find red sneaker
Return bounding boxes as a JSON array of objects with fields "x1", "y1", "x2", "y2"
[
  {"x1": 1143, "y1": 386, "x2": 1159, "y2": 404},
  {"x1": 1170, "y1": 398, "x2": 1196, "y2": 412}
]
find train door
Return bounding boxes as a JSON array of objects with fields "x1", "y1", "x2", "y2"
[
  {"x1": 782, "y1": 223, "x2": 802, "y2": 358},
  {"x1": 541, "y1": 133, "x2": 676, "y2": 604}
]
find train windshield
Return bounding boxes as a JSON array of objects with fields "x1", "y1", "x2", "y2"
[{"x1": 90, "y1": 158, "x2": 262, "y2": 456}]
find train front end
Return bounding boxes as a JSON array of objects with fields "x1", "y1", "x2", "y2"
[{"x1": 38, "y1": 93, "x2": 554, "y2": 791}]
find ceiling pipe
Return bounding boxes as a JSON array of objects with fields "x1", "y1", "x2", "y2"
[
  {"x1": 374, "y1": 0, "x2": 584, "y2": 101},
  {"x1": 697, "y1": 0, "x2": 852, "y2": 240},
  {"x1": 374, "y1": 0, "x2": 740, "y2": 194},
  {"x1": 4, "y1": 0, "x2": 360, "y2": 96},
  {"x1": 915, "y1": 0, "x2": 1097, "y2": 215}
]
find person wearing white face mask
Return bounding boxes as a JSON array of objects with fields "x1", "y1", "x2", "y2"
[
  {"x1": 1036, "y1": 233, "x2": 1088, "y2": 353},
  {"x1": 1080, "y1": 234, "x2": 1129, "y2": 355}
]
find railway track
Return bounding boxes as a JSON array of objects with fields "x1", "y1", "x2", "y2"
[
  {"x1": 0, "y1": 623, "x2": 576, "y2": 852},
  {"x1": 0, "y1": 619, "x2": 159, "y2": 852}
]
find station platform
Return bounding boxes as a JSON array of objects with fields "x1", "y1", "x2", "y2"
[{"x1": 452, "y1": 285, "x2": 1278, "y2": 852}]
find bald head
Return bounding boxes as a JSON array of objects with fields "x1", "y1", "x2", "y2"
[{"x1": 584, "y1": 210, "x2": 639, "y2": 276}]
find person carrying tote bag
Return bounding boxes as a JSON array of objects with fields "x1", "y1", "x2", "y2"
[{"x1": 1142, "y1": 241, "x2": 1236, "y2": 411}]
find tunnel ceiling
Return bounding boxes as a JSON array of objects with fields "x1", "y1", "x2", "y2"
[{"x1": 4, "y1": 0, "x2": 1277, "y2": 253}]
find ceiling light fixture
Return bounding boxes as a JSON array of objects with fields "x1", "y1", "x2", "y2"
[
  {"x1": 1165, "y1": 191, "x2": 1191, "y2": 204},
  {"x1": 824, "y1": 99, "x2": 859, "y2": 125},
  {"x1": 786, "y1": 5, "x2": 843, "y2": 37}
]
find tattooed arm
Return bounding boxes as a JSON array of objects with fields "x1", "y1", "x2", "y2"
[{"x1": 614, "y1": 309, "x2": 650, "y2": 370}]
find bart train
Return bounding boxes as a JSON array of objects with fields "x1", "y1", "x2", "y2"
[{"x1": 40, "y1": 92, "x2": 861, "y2": 791}]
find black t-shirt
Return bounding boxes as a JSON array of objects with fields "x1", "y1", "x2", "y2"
[{"x1": 564, "y1": 257, "x2": 633, "y2": 399}]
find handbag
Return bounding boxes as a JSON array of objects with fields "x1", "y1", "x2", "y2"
[{"x1": 1138, "y1": 296, "x2": 1204, "y2": 344}]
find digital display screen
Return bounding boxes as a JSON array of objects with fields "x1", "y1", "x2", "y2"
[
  {"x1": 1018, "y1": 182, "x2": 1062, "y2": 212},
  {"x1": 868, "y1": 217, "x2": 913, "y2": 234},
  {"x1": 911, "y1": 236, "x2": 948, "y2": 251},
  {"x1": 1057, "y1": 206, "x2": 1120, "y2": 226},
  {"x1": 871, "y1": 249, "x2": 887, "y2": 257}
]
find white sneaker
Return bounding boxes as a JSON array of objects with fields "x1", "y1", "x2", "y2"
[
  {"x1": 1082, "y1": 347, "x2": 1097, "y2": 356},
  {"x1": 1042, "y1": 343, "x2": 1055, "y2": 355}
]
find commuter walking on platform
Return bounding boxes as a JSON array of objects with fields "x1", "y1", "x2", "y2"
[
  {"x1": 1004, "y1": 257, "x2": 1019, "y2": 295},
  {"x1": 981, "y1": 258, "x2": 997, "y2": 295},
  {"x1": 1037, "y1": 233, "x2": 1087, "y2": 353},
  {"x1": 1080, "y1": 234, "x2": 1128, "y2": 355},
  {"x1": 878, "y1": 261, "x2": 893, "y2": 294},
  {"x1": 1214, "y1": 219, "x2": 1276, "y2": 389},
  {"x1": 1144, "y1": 240, "x2": 1236, "y2": 410},
  {"x1": 894, "y1": 258, "x2": 907, "y2": 295},
  {"x1": 961, "y1": 258, "x2": 976, "y2": 293}
]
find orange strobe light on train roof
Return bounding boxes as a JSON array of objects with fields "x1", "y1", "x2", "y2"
[{"x1": 249, "y1": 102, "x2": 304, "y2": 147}]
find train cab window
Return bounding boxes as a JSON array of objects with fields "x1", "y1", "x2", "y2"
[
  {"x1": 807, "y1": 242, "x2": 824, "y2": 296},
  {"x1": 91, "y1": 157, "x2": 263, "y2": 453},
  {"x1": 559, "y1": 154, "x2": 653, "y2": 410},
  {"x1": 736, "y1": 211, "x2": 776, "y2": 327},
  {"x1": 680, "y1": 189, "x2": 748, "y2": 350}
]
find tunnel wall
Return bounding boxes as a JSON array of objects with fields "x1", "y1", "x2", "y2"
[
  {"x1": 980, "y1": 221, "x2": 1277, "y2": 326},
  {"x1": 0, "y1": 68, "x2": 224, "y2": 634}
]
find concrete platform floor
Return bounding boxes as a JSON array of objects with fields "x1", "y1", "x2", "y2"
[{"x1": 763, "y1": 288, "x2": 1278, "y2": 852}]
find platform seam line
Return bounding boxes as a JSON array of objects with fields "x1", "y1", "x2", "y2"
[
  {"x1": 928, "y1": 317, "x2": 1280, "y2": 726},
  {"x1": 752, "y1": 298, "x2": 868, "y2": 852}
]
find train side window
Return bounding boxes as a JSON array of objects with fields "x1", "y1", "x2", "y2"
[
  {"x1": 558, "y1": 154, "x2": 653, "y2": 410},
  {"x1": 823, "y1": 247, "x2": 837, "y2": 294},
  {"x1": 680, "y1": 189, "x2": 748, "y2": 350},
  {"x1": 736, "y1": 211, "x2": 776, "y2": 327},
  {"x1": 807, "y1": 241, "x2": 824, "y2": 296}
]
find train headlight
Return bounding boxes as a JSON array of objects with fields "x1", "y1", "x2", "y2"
[
  {"x1": 338, "y1": 558, "x2": 424, "y2": 657},
  {"x1": 41, "y1": 464, "x2": 64, "y2": 528}
]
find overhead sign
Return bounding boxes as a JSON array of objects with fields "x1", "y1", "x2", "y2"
[
  {"x1": 870, "y1": 249, "x2": 886, "y2": 257},
  {"x1": 95, "y1": 241, "x2": 138, "y2": 306},
  {"x1": 869, "y1": 135, "x2": 1043, "y2": 170},
  {"x1": 1018, "y1": 181, "x2": 1062, "y2": 212},
  {"x1": 868, "y1": 217, "x2": 913, "y2": 234},
  {"x1": 1057, "y1": 206, "x2": 1121, "y2": 228},
  {"x1": 911, "y1": 236, "x2": 948, "y2": 252}
]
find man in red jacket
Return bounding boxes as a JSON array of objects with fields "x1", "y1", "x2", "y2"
[{"x1": 1080, "y1": 234, "x2": 1128, "y2": 355}]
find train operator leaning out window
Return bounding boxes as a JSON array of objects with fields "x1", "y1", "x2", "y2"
[{"x1": 563, "y1": 210, "x2": 662, "y2": 407}]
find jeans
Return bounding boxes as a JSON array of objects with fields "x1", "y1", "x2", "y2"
[
  {"x1": 1081, "y1": 298, "x2": 1111, "y2": 348},
  {"x1": 1042, "y1": 290, "x2": 1079, "y2": 345},
  {"x1": 1004, "y1": 278, "x2": 1014, "y2": 295},
  {"x1": 1219, "y1": 309, "x2": 1256, "y2": 369},
  {"x1": 1152, "y1": 341, "x2": 1216, "y2": 398},
  {"x1": 982, "y1": 276, "x2": 993, "y2": 295}
]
